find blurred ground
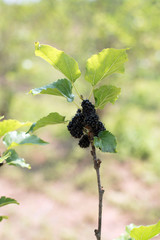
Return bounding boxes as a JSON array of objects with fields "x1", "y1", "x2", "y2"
[{"x1": 0, "y1": 159, "x2": 160, "y2": 240}]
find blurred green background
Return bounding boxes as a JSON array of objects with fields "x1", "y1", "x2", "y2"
[{"x1": 0, "y1": 0, "x2": 160, "y2": 239}]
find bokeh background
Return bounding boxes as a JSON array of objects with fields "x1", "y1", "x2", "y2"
[{"x1": 0, "y1": 0, "x2": 160, "y2": 239}]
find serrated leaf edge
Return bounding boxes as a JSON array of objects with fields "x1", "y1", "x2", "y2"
[{"x1": 94, "y1": 85, "x2": 121, "y2": 109}]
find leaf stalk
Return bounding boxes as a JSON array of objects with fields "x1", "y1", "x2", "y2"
[
  {"x1": 88, "y1": 86, "x2": 94, "y2": 100},
  {"x1": 72, "y1": 83, "x2": 83, "y2": 100}
]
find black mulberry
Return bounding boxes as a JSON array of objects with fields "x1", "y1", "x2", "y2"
[
  {"x1": 84, "y1": 114, "x2": 99, "y2": 128},
  {"x1": 92, "y1": 121, "x2": 106, "y2": 136},
  {"x1": 67, "y1": 111, "x2": 84, "y2": 138},
  {"x1": 79, "y1": 134, "x2": 90, "y2": 148},
  {"x1": 67, "y1": 99, "x2": 106, "y2": 143},
  {"x1": 81, "y1": 99, "x2": 96, "y2": 116}
]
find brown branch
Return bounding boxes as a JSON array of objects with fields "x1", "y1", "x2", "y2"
[{"x1": 90, "y1": 140, "x2": 104, "y2": 240}]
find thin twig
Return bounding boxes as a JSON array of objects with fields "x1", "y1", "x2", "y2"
[{"x1": 90, "y1": 139, "x2": 104, "y2": 240}]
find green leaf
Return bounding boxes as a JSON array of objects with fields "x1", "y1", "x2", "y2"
[
  {"x1": 130, "y1": 221, "x2": 160, "y2": 240},
  {"x1": 0, "y1": 119, "x2": 32, "y2": 138},
  {"x1": 0, "y1": 196, "x2": 19, "y2": 207},
  {"x1": 0, "y1": 152, "x2": 11, "y2": 163},
  {"x1": 35, "y1": 42, "x2": 81, "y2": 82},
  {"x1": 85, "y1": 48, "x2": 128, "y2": 86},
  {"x1": 0, "y1": 116, "x2": 4, "y2": 120},
  {"x1": 5, "y1": 149, "x2": 31, "y2": 169},
  {"x1": 115, "y1": 224, "x2": 136, "y2": 240},
  {"x1": 3, "y1": 131, "x2": 48, "y2": 149},
  {"x1": 94, "y1": 130, "x2": 117, "y2": 153},
  {"x1": 94, "y1": 85, "x2": 121, "y2": 109},
  {"x1": 29, "y1": 78, "x2": 74, "y2": 102},
  {"x1": 0, "y1": 216, "x2": 8, "y2": 222},
  {"x1": 28, "y1": 112, "x2": 66, "y2": 133},
  {"x1": 126, "y1": 224, "x2": 137, "y2": 234}
]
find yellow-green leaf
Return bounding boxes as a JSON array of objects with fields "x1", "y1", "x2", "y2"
[
  {"x1": 94, "y1": 85, "x2": 121, "y2": 109},
  {"x1": 85, "y1": 48, "x2": 128, "y2": 86},
  {"x1": 130, "y1": 220, "x2": 160, "y2": 240},
  {"x1": 0, "y1": 216, "x2": 8, "y2": 222},
  {"x1": 35, "y1": 42, "x2": 81, "y2": 82},
  {"x1": 0, "y1": 119, "x2": 32, "y2": 138}
]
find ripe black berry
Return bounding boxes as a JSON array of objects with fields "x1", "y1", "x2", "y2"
[
  {"x1": 79, "y1": 134, "x2": 90, "y2": 148},
  {"x1": 81, "y1": 99, "x2": 96, "y2": 116},
  {"x1": 67, "y1": 111, "x2": 84, "y2": 138},
  {"x1": 92, "y1": 121, "x2": 106, "y2": 136},
  {"x1": 77, "y1": 109, "x2": 81, "y2": 114},
  {"x1": 84, "y1": 114, "x2": 99, "y2": 128},
  {"x1": 67, "y1": 99, "x2": 106, "y2": 143}
]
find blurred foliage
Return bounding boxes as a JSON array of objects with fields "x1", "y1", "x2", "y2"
[{"x1": 0, "y1": 0, "x2": 160, "y2": 179}]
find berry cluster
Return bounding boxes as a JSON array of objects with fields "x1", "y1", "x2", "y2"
[{"x1": 67, "y1": 99, "x2": 106, "y2": 148}]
